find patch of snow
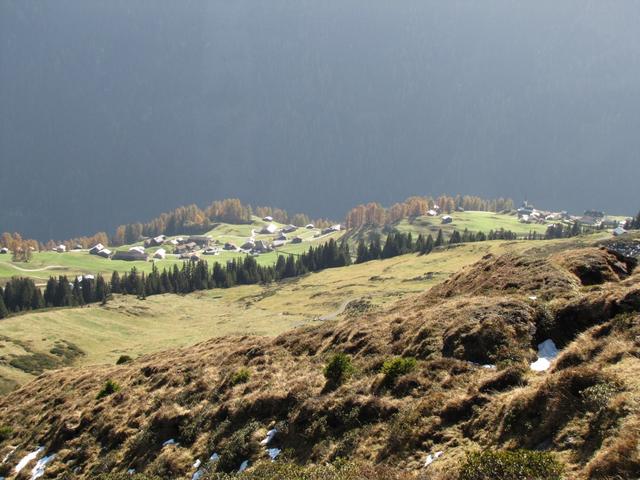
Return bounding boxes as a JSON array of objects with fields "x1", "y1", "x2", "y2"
[
  {"x1": 424, "y1": 450, "x2": 443, "y2": 467},
  {"x1": 209, "y1": 453, "x2": 220, "y2": 462},
  {"x1": 30, "y1": 454, "x2": 55, "y2": 480},
  {"x1": 192, "y1": 469, "x2": 204, "y2": 480},
  {"x1": 193, "y1": 459, "x2": 201, "y2": 469},
  {"x1": 14, "y1": 447, "x2": 44, "y2": 474},
  {"x1": 530, "y1": 339, "x2": 559, "y2": 372},
  {"x1": 162, "y1": 439, "x2": 178, "y2": 447},
  {"x1": 482, "y1": 364, "x2": 496, "y2": 370},
  {"x1": 267, "y1": 448, "x2": 281, "y2": 461},
  {"x1": 260, "y1": 429, "x2": 278, "y2": 446},
  {"x1": 239, "y1": 460, "x2": 249, "y2": 472},
  {"x1": 528, "y1": 295, "x2": 538, "y2": 301},
  {"x1": 127, "y1": 469, "x2": 135, "y2": 474}
]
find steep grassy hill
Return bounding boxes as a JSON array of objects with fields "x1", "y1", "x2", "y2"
[
  {"x1": 1, "y1": 233, "x2": 638, "y2": 479},
  {"x1": 0, "y1": 238, "x2": 531, "y2": 394}
]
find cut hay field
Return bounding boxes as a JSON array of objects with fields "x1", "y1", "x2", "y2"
[
  {"x1": 0, "y1": 233, "x2": 610, "y2": 394},
  {"x1": 393, "y1": 210, "x2": 551, "y2": 237}
]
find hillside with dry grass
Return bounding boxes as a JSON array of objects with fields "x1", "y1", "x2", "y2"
[{"x1": 0, "y1": 236, "x2": 639, "y2": 479}]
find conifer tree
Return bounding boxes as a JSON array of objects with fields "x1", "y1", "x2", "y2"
[
  {"x1": 0, "y1": 291, "x2": 8, "y2": 318},
  {"x1": 356, "y1": 240, "x2": 369, "y2": 264},
  {"x1": 424, "y1": 234, "x2": 434, "y2": 254}
]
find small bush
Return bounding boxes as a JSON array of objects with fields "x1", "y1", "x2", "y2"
[
  {"x1": 324, "y1": 353, "x2": 354, "y2": 387},
  {"x1": 230, "y1": 368, "x2": 251, "y2": 386},
  {"x1": 0, "y1": 425, "x2": 12, "y2": 443},
  {"x1": 458, "y1": 450, "x2": 564, "y2": 480},
  {"x1": 96, "y1": 379, "x2": 121, "y2": 400},
  {"x1": 381, "y1": 357, "x2": 417, "y2": 385},
  {"x1": 580, "y1": 382, "x2": 621, "y2": 412},
  {"x1": 116, "y1": 355, "x2": 133, "y2": 365},
  {"x1": 216, "y1": 421, "x2": 260, "y2": 472}
]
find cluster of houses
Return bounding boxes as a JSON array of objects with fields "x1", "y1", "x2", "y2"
[
  {"x1": 423, "y1": 205, "x2": 456, "y2": 224},
  {"x1": 515, "y1": 201, "x2": 569, "y2": 225},
  {"x1": 75, "y1": 220, "x2": 345, "y2": 262},
  {"x1": 88, "y1": 243, "x2": 113, "y2": 258},
  {"x1": 230, "y1": 222, "x2": 309, "y2": 255},
  {"x1": 517, "y1": 201, "x2": 633, "y2": 236},
  {"x1": 221, "y1": 220, "x2": 342, "y2": 256},
  {"x1": 85, "y1": 235, "x2": 215, "y2": 262}
]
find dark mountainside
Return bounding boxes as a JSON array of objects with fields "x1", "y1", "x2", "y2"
[{"x1": 2, "y1": 1, "x2": 640, "y2": 239}]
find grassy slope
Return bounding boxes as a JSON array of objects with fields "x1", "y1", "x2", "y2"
[
  {"x1": 0, "y1": 232, "x2": 636, "y2": 479},
  {"x1": 0, "y1": 233, "x2": 611, "y2": 394},
  {"x1": 0, "y1": 239, "x2": 517, "y2": 393},
  {"x1": 0, "y1": 217, "x2": 344, "y2": 285},
  {"x1": 341, "y1": 211, "x2": 553, "y2": 252},
  {"x1": 393, "y1": 210, "x2": 550, "y2": 237}
]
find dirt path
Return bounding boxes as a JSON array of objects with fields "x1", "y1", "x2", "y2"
[
  {"x1": 0, "y1": 262, "x2": 65, "y2": 272},
  {"x1": 319, "y1": 297, "x2": 358, "y2": 321}
]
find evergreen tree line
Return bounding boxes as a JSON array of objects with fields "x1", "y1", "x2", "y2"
[
  {"x1": 0, "y1": 240, "x2": 351, "y2": 318},
  {"x1": 0, "y1": 275, "x2": 109, "y2": 318},
  {"x1": 544, "y1": 221, "x2": 584, "y2": 239},
  {"x1": 355, "y1": 228, "x2": 519, "y2": 264},
  {"x1": 110, "y1": 239, "x2": 351, "y2": 299},
  {"x1": 629, "y1": 211, "x2": 640, "y2": 230}
]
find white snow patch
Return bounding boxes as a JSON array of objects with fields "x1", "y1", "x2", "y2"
[
  {"x1": 162, "y1": 439, "x2": 178, "y2": 447},
  {"x1": 14, "y1": 447, "x2": 44, "y2": 474},
  {"x1": 239, "y1": 460, "x2": 249, "y2": 472},
  {"x1": 530, "y1": 339, "x2": 559, "y2": 372},
  {"x1": 267, "y1": 448, "x2": 281, "y2": 461},
  {"x1": 192, "y1": 469, "x2": 204, "y2": 480},
  {"x1": 528, "y1": 296, "x2": 538, "y2": 301},
  {"x1": 127, "y1": 469, "x2": 135, "y2": 474},
  {"x1": 30, "y1": 454, "x2": 55, "y2": 480},
  {"x1": 482, "y1": 364, "x2": 496, "y2": 370},
  {"x1": 209, "y1": 453, "x2": 220, "y2": 462},
  {"x1": 260, "y1": 429, "x2": 278, "y2": 446},
  {"x1": 193, "y1": 459, "x2": 201, "y2": 469},
  {"x1": 424, "y1": 450, "x2": 443, "y2": 467}
]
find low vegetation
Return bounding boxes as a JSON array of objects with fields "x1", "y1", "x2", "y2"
[
  {"x1": 116, "y1": 355, "x2": 133, "y2": 365},
  {"x1": 380, "y1": 357, "x2": 417, "y2": 386},
  {"x1": 229, "y1": 368, "x2": 251, "y2": 386},
  {"x1": 0, "y1": 234, "x2": 639, "y2": 479},
  {"x1": 0, "y1": 425, "x2": 11, "y2": 443},
  {"x1": 96, "y1": 379, "x2": 121, "y2": 399},
  {"x1": 324, "y1": 353, "x2": 355, "y2": 387},
  {"x1": 458, "y1": 450, "x2": 564, "y2": 480}
]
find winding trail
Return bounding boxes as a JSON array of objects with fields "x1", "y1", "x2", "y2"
[
  {"x1": 0, "y1": 262, "x2": 65, "y2": 272},
  {"x1": 318, "y1": 297, "x2": 358, "y2": 321}
]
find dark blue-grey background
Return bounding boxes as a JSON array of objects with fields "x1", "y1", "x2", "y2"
[{"x1": 1, "y1": 1, "x2": 639, "y2": 239}]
